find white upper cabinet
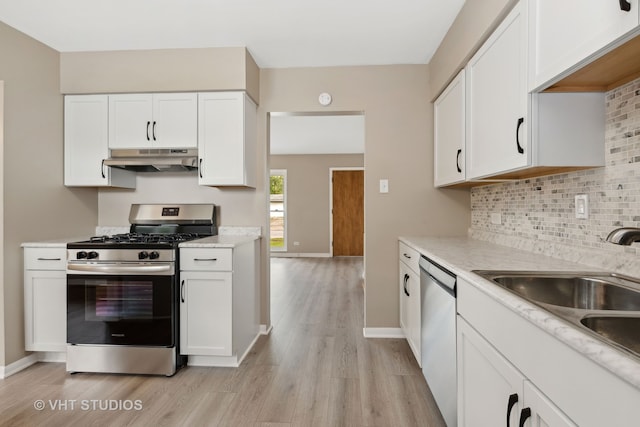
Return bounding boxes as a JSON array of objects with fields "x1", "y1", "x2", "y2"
[
  {"x1": 465, "y1": 0, "x2": 605, "y2": 181},
  {"x1": 64, "y1": 95, "x2": 135, "y2": 188},
  {"x1": 198, "y1": 92, "x2": 257, "y2": 187},
  {"x1": 466, "y1": 0, "x2": 529, "y2": 179},
  {"x1": 529, "y1": 0, "x2": 639, "y2": 91},
  {"x1": 109, "y1": 93, "x2": 197, "y2": 149},
  {"x1": 434, "y1": 69, "x2": 466, "y2": 187}
]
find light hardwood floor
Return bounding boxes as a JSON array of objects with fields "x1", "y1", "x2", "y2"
[{"x1": 0, "y1": 257, "x2": 446, "y2": 426}]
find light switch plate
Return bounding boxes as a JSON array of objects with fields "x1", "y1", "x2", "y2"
[
  {"x1": 379, "y1": 179, "x2": 389, "y2": 193},
  {"x1": 575, "y1": 194, "x2": 589, "y2": 219}
]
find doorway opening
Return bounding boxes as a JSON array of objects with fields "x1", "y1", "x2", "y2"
[{"x1": 268, "y1": 111, "x2": 364, "y2": 257}]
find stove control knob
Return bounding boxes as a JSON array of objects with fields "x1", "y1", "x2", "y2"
[
  {"x1": 87, "y1": 251, "x2": 99, "y2": 260},
  {"x1": 138, "y1": 251, "x2": 149, "y2": 260},
  {"x1": 76, "y1": 251, "x2": 88, "y2": 259},
  {"x1": 149, "y1": 251, "x2": 160, "y2": 260}
]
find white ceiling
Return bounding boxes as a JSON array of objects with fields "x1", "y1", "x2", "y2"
[
  {"x1": 270, "y1": 114, "x2": 364, "y2": 155},
  {"x1": 0, "y1": 0, "x2": 465, "y2": 68}
]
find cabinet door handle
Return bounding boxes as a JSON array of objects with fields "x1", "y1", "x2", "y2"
[
  {"x1": 37, "y1": 257, "x2": 61, "y2": 261},
  {"x1": 152, "y1": 121, "x2": 157, "y2": 141},
  {"x1": 101, "y1": 159, "x2": 106, "y2": 179},
  {"x1": 199, "y1": 158, "x2": 203, "y2": 178},
  {"x1": 403, "y1": 274, "x2": 410, "y2": 297},
  {"x1": 180, "y1": 280, "x2": 185, "y2": 303},
  {"x1": 194, "y1": 258, "x2": 217, "y2": 262},
  {"x1": 456, "y1": 149, "x2": 462, "y2": 173},
  {"x1": 518, "y1": 407, "x2": 531, "y2": 427},
  {"x1": 620, "y1": 0, "x2": 632, "y2": 11},
  {"x1": 403, "y1": 253, "x2": 411, "y2": 260},
  {"x1": 516, "y1": 117, "x2": 524, "y2": 154},
  {"x1": 146, "y1": 121, "x2": 151, "y2": 141},
  {"x1": 506, "y1": 393, "x2": 519, "y2": 427}
]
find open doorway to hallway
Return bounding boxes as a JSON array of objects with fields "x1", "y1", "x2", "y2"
[{"x1": 268, "y1": 112, "x2": 364, "y2": 258}]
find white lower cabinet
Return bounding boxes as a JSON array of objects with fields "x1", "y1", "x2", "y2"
[
  {"x1": 398, "y1": 242, "x2": 421, "y2": 365},
  {"x1": 458, "y1": 277, "x2": 640, "y2": 427},
  {"x1": 179, "y1": 241, "x2": 260, "y2": 366},
  {"x1": 23, "y1": 247, "x2": 67, "y2": 353},
  {"x1": 457, "y1": 317, "x2": 575, "y2": 427},
  {"x1": 180, "y1": 271, "x2": 232, "y2": 356}
]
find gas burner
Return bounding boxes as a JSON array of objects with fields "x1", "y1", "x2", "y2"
[{"x1": 83, "y1": 232, "x2": 204, "y2": 246}]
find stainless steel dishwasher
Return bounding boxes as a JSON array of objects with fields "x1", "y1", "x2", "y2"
[{"x1": 420, "y1": 255, "x2": 457, "y2": 427}]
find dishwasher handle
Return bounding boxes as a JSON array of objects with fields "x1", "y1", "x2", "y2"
[{"x1": 420, "y1": 256, "x2": 456, "y2": 297}]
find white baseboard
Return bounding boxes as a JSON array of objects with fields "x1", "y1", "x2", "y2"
[
  {"x1": 260, "y1": 324, "x2": 273, "y2": 335},
  {"x1": 0, "y1": 354, "x2": 39, "y2": 379},
  {"x1": 270, "y1": 252, "x2": 331, "y2": 258},
  {"x1": 38, "y1": 352, "x2": 66, "y2": 363},
  {"x1": 362, "y1": 327, "x2": 405, "y2": 339}
]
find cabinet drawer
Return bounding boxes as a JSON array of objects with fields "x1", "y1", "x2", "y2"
[
  {"x1": 398, "y1": 241, "x2": 419, "y2": 273},
  {"x1": 180, "y1": 248, "x2": 232, "y2": 271},
  {"x1": 24, "y1": 247, "x2": 67, "y2": 271}
]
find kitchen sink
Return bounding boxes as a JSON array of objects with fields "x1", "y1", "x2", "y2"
[
  {"x1": 580, "y1": 316, "x2": 640, "y2": 356},
  {"x1": 473, "y1": 270, "x2": 640, "y2": 359},
  {"x1": 489, "y1": 275, "x2": 640, "y2": 311}
]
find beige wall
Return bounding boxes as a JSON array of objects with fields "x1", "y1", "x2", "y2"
[
  {"x1": 60, "y1": 47, "x2": 260, "y2": 103},
  {"x1": 260, "y1": 66, "x2": 470, "y2": 328},
  {"x1": 270, "y1": 154, "x2": 364, "y2": 254},
  {"x1": 0, "y1": 22, "x2": 99, "y2": 366},
  {"x1": 429, "y1": 0, "x2": 516, "y2": 98}
]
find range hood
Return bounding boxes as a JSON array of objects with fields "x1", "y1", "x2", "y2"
[{"x1": 104, "y1": 149, "x2": 199, "y2": 172}]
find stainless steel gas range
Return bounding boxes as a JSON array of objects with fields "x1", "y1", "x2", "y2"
[{"x1": 65, "y1": 204, "x2": 217, "y2": 376}]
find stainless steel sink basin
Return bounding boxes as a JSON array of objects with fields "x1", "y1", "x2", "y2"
[
  {"x1": 473, "y1": 270, "x2": 640, "y2": 359},
  {"x1": 489, "y1": 275, "x2": 640, "y2": 311},
  {"x1": 580, "y1": 316, "x2": 640, "y2": 356}
]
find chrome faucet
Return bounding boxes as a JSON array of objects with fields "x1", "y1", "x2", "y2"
[{"x1": 606, "y1": 227, "x2": 640, "y2": 245}]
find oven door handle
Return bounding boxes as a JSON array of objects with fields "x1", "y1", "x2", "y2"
[{"x1": 67, "y1": 263, "x2": 173, "y2": 274}]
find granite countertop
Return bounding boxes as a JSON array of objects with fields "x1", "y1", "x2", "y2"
[
  {"x1": 179, "y1": 234, "x2": 260, "y2": 248},
  {"x1": 399, "y1": 236, "x2": 640, "y2": 390}
]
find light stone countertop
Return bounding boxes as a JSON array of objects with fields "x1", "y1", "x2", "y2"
[
  {"x1": 21, "y1": 237, "x2": 87, "y2": 248},
  {"x1": 179, "y1": 234, "x2": 260, "y2": 248},
  {"x1": 399, "y1": 236, "x2": 640, "y2": 390}
]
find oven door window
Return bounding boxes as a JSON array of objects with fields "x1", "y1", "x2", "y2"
[
  {"x1": 89, "y1": 280, "x2": 154, "y2": 321},
  {"x1": 68, "y1": 274, "x2": 174, "y2": 346}
]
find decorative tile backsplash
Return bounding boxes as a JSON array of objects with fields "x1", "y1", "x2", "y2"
[{"x1": 470, "y1": 77, "x2": 640, "y2": 276}]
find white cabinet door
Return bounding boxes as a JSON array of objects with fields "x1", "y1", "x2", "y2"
[
  {"x1": 458, "y1": 317, "x2": 577, "y2": 427},
  {"x1": 24, "y1": 269, "x2": 67, "y2": 352},
  {"x1": 152, "y1": 93, "x2": 197, "y2": 148},
  {"x1": 64, "y1": 95, "x2": 135, "y2": 188},
  {"x1": 198, "y1": 92, "x2": 257, "y2": 187},
  {"x1": 529, "y1": 0, "x2": 639, "y2": 91},
  {"x1": 466, "y1": 0, "x2": 529, "y2": 179},
  {"x1": 457, "y1": 317, "x2": 523, "y2": 427},
  {"x1": 108, "y1": 94, "x2": 153, "y2": 149},
  {"x1": 399, "y1": 260, "x2": 420, "y2": 365},
  {"x1": 109, "y1": 93, "x2": 197, "y2": 149},
  {"x1": 434, "y1": 69, "x2": 466, "y2": 187},
  {"x1": 180, "y1": 271, "x2": 233, "y2": 356}
]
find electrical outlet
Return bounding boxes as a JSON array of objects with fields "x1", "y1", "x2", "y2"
[
  {"x1": 575, "y1": 194, "x2": 589, "y2": 219},
  {"x1": 293, "y1": 241, "x2": 300, "y2": 246},
  {"x1": 490, "y1": 213, "x2": 502, "y2": 225}
]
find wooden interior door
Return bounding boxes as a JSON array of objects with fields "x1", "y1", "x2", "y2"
[{"x1": 332, "y1": 170, "x2": 364, "y2": 256}]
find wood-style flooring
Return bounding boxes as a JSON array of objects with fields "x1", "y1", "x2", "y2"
[{"x1": 0, "y1": 257, "x2": 445, "y2": 426}]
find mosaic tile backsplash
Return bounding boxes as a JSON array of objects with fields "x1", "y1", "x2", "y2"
[{"x1": 470, "y1": 77, "x2": 640, "y2": 276}]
